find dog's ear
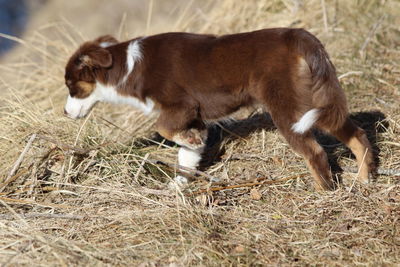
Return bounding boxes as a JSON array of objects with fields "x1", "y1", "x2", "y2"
[
  {"x1": 94, "y1": 35, "x2": 119, "y2": 48},
  {"x1": 79, "y1": 45, "x2": 112, "y2": 68}
]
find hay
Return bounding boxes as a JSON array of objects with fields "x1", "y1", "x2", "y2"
[{"x1": 0, "y1": 0, "x2": 399, "y2": 265}]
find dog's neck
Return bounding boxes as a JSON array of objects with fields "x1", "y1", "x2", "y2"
[
  {"x1": 98, "y1": 39, "x2": 145, "y2": 98},
  {"x1": 93, "y1": 39, "x2": 154, "y2": 114}
]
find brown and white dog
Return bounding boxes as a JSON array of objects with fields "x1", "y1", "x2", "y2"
[{"x1": 64, "y1": 28, "x2": 375, "y2": 190}]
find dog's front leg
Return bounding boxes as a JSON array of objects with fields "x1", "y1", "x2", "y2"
[
  {"x1": 165, "y1": 128, "x2": 208, "y2": 186},
  {"x1": 156, "y1": 112, "x2": 207, "y2": 186},
  {"x1": 175, "y1": 139, "x2": 206, "y2": 185}
]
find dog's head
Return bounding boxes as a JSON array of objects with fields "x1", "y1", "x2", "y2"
[{"x1": 64, "y1": 35, "x2": 118, "y2": 119}]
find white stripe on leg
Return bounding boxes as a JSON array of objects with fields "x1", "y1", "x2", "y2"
[
  {"x1": 178, "y1": 147, "x2": 202, "y2": 169},
  {"x1": 175, "y1": 147, "x2": 203, "y2": 185}
]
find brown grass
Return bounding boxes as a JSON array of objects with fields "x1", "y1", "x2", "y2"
[{"x1": 0, "y1": 0, "x2": 399, "y2": 265}]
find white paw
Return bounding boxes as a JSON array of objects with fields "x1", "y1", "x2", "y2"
[
  {"x1": 175, "y1": 175, "x2": 188, "y2": 185},
  {"x1": 168, "y1": 175, "x2": 188, "y2": 190}
]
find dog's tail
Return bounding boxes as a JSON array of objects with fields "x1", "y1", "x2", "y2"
[{"x1": 289, "y1": 29, "x2": 348, "y2": 133}]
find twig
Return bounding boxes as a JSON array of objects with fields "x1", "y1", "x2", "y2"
[
  {"x1": 134, "y1": 153, "x2": 149, "y2": 182},
  {"x1": 190, "y1": 172, "x2": 308, "y2": 195},
  {"x1": 227, "y1": 154, "x2": 269, "y2": 161},
  {"x1": 0, "y1": 169, "x2": 29, "y2": 192},
  {"x1": 338, "y1": 71, "x2": 363, "y2": 80},
  {"x1": 342, "y1": 167, "x2": 400, "y2": 177},
  {"x1": 49, "y1": 181, "x2": 171, "y2": 197},
  {"x1": 117, "y1": 12, "x2": 127, "y2": 40},
  {"x1": 36, "y1": 134, "x2": 90, "y2": 155},
  {"x1": 140, "y1": 188, "x2": 172, "y2": 196},
  {"x1": 0, "y1": 196, "x2": 70, "y2": 209},
  {"x1": 229, "y1": 153, "x2": 400, "y2": 177},
  {"x1": 145, "y1": 158, "x2": 220, "y2": 182},
  {"x1": 320, "y1": 0, "x2": 329, "y2": 32},
  {"x1": 7, "y1": 134, "x2": 36, "y2": 179},
  {"x1": 215, "y1": 121, "x2": 247, "y2": 142},
  {"x1": 2, "y1": 134, "x2": 37, "y2": 192},
  {"x1": 146, "y1": 0, "x2": 154, "y2": 35},
  {"x1": 0, "y1": 212, "x2": 84, "y2": 220},
  {"x1": 349, "y1": 148, "x2": 368, "y2": 192},
  {"x1": 359, "y1": 14, "x2": 386, "y2": 54}
]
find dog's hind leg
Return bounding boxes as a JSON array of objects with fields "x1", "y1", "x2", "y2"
[
  {"x1": 261, "y1": 89, "x2": 335, "y2": 190},
  {"x1": 321, "y1": 117, "x2": 375, "y2": 184},
  {"x1": 279, "y1": 124, "x2": 335, "y2": 191}
]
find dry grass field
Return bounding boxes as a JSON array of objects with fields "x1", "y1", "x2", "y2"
[{"x1": 0, "y1": 0, "x2": 399, "y2": 266}]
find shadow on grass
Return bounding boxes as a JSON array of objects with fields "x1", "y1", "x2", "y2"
[
  {"x1": 315, "y1": 111, "x2": 387, "y2": 178},
  {"x1": 139, "y1": 110, "x2": 387, "y2": 181}
]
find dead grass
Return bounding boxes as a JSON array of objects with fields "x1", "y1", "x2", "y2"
[{"x1": 0, "y1": 0, "x2": 399, "y2": 266}]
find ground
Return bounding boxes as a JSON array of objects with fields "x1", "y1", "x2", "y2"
[{"x1": 0, "y1": 0, "x2": 399, "y2": 266}]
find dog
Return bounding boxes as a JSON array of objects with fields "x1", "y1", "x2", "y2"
[{"x1": 63, "y1": 28, "x2": 375, "y2": 190}]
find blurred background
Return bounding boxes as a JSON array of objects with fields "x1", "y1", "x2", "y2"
[
  {"x1": 0, "y1": 1, "x2": 399, "y2": 265},
  {"x1": 0, "y1": 0, "x2": 207, "y2": 62},
  {"x1": 0, "y1": 0, "x2": 28, "y2": 56}
]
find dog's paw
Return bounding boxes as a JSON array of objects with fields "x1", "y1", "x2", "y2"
[
  {"x1": 174, "y1": 129, "x2": 206, "y2": 150},
  {"x1": 175, "y1": 175, "x2": 189, "y2": 185},
  {"x1": 168, "y1": 175, "x2": 189, "y2": 190}
]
